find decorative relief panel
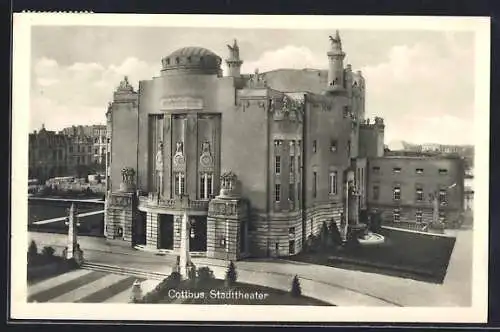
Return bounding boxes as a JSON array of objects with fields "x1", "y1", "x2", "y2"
[
  {"x1": 160, "y1": 96, "x2": 203, "y2": 110},
  {"x1": 173, "y1": 141, "x2": 186, "y2": 172},
  {"x1": 269, "y1": 95, "x2": 304, "y2": 122},
  {"x1": 199, "y1": 141, "x2": 214, "y2": 172}
]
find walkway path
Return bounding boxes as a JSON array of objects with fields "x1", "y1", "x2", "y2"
[
  {"x1": 29, "y1": 197, "x2": 105, "y2": 204},
  {"x1": 28, "y1": 229, "x2": 473, "y2": 307},
  {"x1": 28, "y1": 269, "x2": 148, "y2": 303}
]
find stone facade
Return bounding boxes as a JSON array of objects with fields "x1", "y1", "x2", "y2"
[{"x1": 104, "y1": 31, "x2": 467, "y2": 260}]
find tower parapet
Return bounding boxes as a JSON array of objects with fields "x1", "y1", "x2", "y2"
[
  {"x1": 226, "y1": 39, "x2": 243, "y2": 77},
  {"x1": 326, "y1": 30, "x2": 346, "y2": 93}
]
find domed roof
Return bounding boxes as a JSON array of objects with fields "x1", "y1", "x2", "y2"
[
  {"x1": 169, "y1": 46, "x2": 219, "y2": 58},
  {"x1": 161, "y1": 46, "x2": 222, "y2": 76}
]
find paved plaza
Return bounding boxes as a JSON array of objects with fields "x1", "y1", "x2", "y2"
[{"x1": 27, "y1": 228, "x2": 473, "y2": 306}]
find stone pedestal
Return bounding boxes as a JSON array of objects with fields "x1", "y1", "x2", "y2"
[
  {"x1": 105, "y1": 191, "x2": 136, "y2": 243},
  {"x1": 207, "y1": 197, "x2": 248, "y2": 261}
]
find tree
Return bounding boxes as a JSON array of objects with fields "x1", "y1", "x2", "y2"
[
  {"x1": 321, "y1": 221, "x2": 329, "y2": 247},
  {"x1": 328, "y1": 219, "x2": 342, "y2": 246},
  {"x1": 28, "y1": 240, "x2": 38, "y2": 261},
  {"x1": 290, "y1": 275, "x2": 302, "y2": 297},
  {"x1": 225, "y1": 261, "x2": 237, "y2": 287},
  {"x1": 197, "y1": 266, "x2": 214, "y2": 284},
  {"x1": 42, "y1": 246, "x2": 55, "y2": 257}
]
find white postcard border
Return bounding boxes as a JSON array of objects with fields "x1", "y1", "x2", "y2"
[{"x1": 11, "y1": 14, "x2": 491, "y2": 323}]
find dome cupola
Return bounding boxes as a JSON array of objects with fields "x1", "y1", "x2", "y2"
[{"x1": 161, "y1": 46, "x2": 222, "y2": 76}]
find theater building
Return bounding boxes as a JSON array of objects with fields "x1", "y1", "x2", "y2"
[{"x1": 104, "y1": 31, "x2": 466, "y2": 259}]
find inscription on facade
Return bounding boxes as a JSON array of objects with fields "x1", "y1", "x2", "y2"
[{"x1": 160, "y1": 97, "x2": 203, "y2": 110}]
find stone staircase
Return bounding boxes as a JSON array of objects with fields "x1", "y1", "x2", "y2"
[{"x1": 81, "y1": 262, "x2": 169, "y2": 281}]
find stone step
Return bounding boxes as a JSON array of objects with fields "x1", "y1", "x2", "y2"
[{"x1": 81, "y1": 262, "x2": 168, "y2": 281}]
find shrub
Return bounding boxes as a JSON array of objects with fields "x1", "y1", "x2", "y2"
[
  {"x1": 166, "y1": 271, "x2": 181, "y2": 289},
  {"x1": 28, "y1": 240, "x2": 38, "y2": 258},
  {"x1": 42, "y1": 246, "x2": 55, "y2": 257},
  {"x1": 329, "y1": 219, "x2": 342, "y2": 246},
  {"x1": 290, "y1": 275, "x2": 302, "y2": 297},
  {"x1": 197, "y1": 266, "x2": 214, "y2": 284},
  {"x1": 321, "y1": 221, "x2": 329, "y2": 247},
  {"x1": 187, "y1": 262, "x2": 197, "y2": 281},
  {"x1": 225, "y1": 261, "x2": 237, "y2": 286}
]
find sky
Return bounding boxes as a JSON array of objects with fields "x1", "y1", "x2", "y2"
[{"x1": 30, "y1": 26, "x2": 476, "y2": 146}]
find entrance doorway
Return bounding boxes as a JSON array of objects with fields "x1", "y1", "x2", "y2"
[
  {"x1": 189, "y1": 216, "x2": 207, "y2": 252},
  {"x1": 158, "y1": 214, "x2": 174, "y2": 250},
  {"x1": 133, "y1": 211, "x2": 147, "y2": 246}
]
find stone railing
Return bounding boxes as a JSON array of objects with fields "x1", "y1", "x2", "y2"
[
  {"x1": 383, "y1": 221, "x2": 429, "y2": 232},
  {"x1": 138, "y1": 194, "x2": 209, "y2": 212}
]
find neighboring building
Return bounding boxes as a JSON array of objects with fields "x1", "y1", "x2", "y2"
[
  {"x1": 28, "y1": 124, "x2": 70, "y2": 182},
  {"x1": 367, "y1": 153, "x2": 465, "y2": 229},
  {"x1": 62, "y1": 125, "x2": 107, "y2": 166},
  {"x1": 104, "y1": 31, "x2": 467, "y2": 260},
  {"x1": 29, "y1": 124, "x2": 107, "y2": 181}
]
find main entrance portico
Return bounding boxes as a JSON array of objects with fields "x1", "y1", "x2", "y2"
[{"x1": 137, "y1": 194, "x2": 209, "y2": 254}]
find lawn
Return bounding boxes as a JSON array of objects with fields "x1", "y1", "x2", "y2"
[
  {"x1": 289, "y1": 228, "x2": 456, "y2": 284},
  {"x1": 143, "y1": 278, "x2": 331, "y2": 305}
]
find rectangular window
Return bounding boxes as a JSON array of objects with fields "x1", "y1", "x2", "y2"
[
  {"x1": 312, "y1": 140, "x2": 317, "y2": 153},
  {"x1": 393, "y1": 187, "x2": 401, "y2": 201},
  {"x1": 200, "y1": 175, "x2": 206, "y2": 199},
  {"x1": 373, "y1": 185, "x2": 380, "y2": 200},
  {"x1": 275, "y1": 184, "x2": 281, "y2": 202},
  {"x1": 298, "y1": 182, "x2": 301, "y2": 204},
  {"x1": 393, "y1": 209, "x2": 401, "y2": 223},
  {"x1": 330, "y1": 140, "x2": 338, "y2": 152},
  {"x1": 290, "y1": 156, "x2": 295, "y2": 175},
  {"x1": 274, "y1": 139, "x2": 283, "y2": 147},
  {"x1": 199, "y1": 173, "x2": 213, "y2": 199},
  {"x1": 372, "y1": 166, "x2": 380, "y2": 174},
  {"x1": 289, "y1": 240, "x2": 296, "y2": 255},
  {"x1": 439, "y1": 189, "x2": 447, "y2": 205},
  {"x1": 439, "y1": 169, "x2": 448, "y2": 175},
  {"x1": 313, "y1": 172, "x2": 317, "y2": 198},
  {"x1": 207, "y1": 174, "x2": 213, "y2": 198},
  {"x1": 416, "y1": 168, "x2": 424, "y2": 174},
  {"x1": 439, "y1": 211, "x2": 446, "y2": 223},
  {"x1": 416, "y1": 210, "x2": 423, "y2": 223},
  {"x1": 393, "y1": 167, "x2": 401, "y2": 173},
  {"x1": 416, "y1": 187, "x2": 424, "y2": 201},
  {"x1": 343, "y1": 106, "x2": 349, "y2": 118},
  {"x1": 275, "y1": 156, "x2": 281, "y2": 175},
  {"x1": 329, "y1": 171, "x2": 338, "y2": 195},
  {"x1": 289, "y1": 183, "x2": 295, "y2": 201},
  {"x1": 175, "y1": 172, "x2": 185, "y2": 196},
  {"x1": 69, "y1": 146, "x2": 73, "y2": 153}
]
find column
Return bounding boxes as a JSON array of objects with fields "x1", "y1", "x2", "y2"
[{"x1": 179, "y1": 211, "x2": 191, "y2": 278}]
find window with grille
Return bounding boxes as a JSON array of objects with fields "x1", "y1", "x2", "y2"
[
  {"x1": 393, "y1": 187, "x2": 401, "y2": 200},
  {"x1": 393, "y1": 209, "x2": 401, "y2": 222},
  {"x1": 174, "y1": 172, "x2": 185, "y2": 196},
  {"x1": 416, "y1": 210, "x2": 423, "y2": 223},
  {"x1": 199, "y1": 173, "x2": 213, "y2": 200},
  {"x1": 275, "y1": 184, "x2": 281, "y2": 202},
  {"x1": 275, "y1": 156, "x2": 281, "y2": 175}
]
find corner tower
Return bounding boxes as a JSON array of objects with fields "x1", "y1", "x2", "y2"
[
  {"x1": 327, "y1": 30, "x2": 346, "y2": 92},
  {"x1": 225, "y1": 39, "x2": 243, "y2": 77}
]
